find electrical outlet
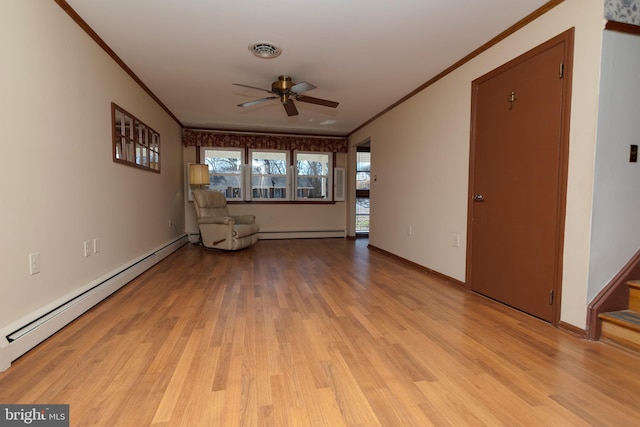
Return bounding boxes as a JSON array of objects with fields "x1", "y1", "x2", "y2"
[
  {"x1": 453, "y1": 234, "x2": 461, "y2": 247},
  {"x1": 84, "y1": 240, "x2": 92, "y2": 257},
  {"x1": 93, "y1": 238, "x2": 100, "y2": 254},
  {"x1": 29, "y1": 253, "x2": 40, "y2": 275}
]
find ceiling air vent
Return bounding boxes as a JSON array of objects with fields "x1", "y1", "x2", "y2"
[{"x1": 249, "y1": 41, "x2": 282, "y2": 59}]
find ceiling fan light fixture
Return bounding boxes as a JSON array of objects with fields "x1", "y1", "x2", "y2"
[{"x1": 249, "y1": 41, "x2": 282, "y2": 59}]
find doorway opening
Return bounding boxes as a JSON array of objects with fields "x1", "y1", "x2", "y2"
[{"x1": 356, "y1": 145, "x2": 370, "y2": 236}]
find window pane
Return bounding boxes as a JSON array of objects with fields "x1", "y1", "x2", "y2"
[
  {"x1": 206, "y1": 149, "x2": 242, "y2": 173},
  {"x1": 294, "y1": 152, "x2": 331, "y2": 200},
  {"x1": 297, "y1": 177, "x2": 328, "y2": 199},
  {"x1": 356, "y1": 197, "x2": 370, "y2": 233},
  {"x1": 356, "y1": 171, "x2": 370, "y2": 190},
  {"x1": 357, "y1": 151, "x2": 370, "y2": 171},
  {"x1": 212, "y1": 176, "x2": 243, "y2": 198},
  {"x1": 356, "y1": 151, "x2": 371, "y2": 190},
  {"x1": 251, "y1": 151, "x2": 288, "y2": 200},
  {"x1": 297, "y1": 153, "x2": 329, "y2": 176},
  {"x1": 203, "y1": 149, "x2": 243, "y2": 199},
  {"x1": 252, "y1": 151, "x2": 287, "y2": 174},
  {"x1": 252, "y1": 175, "x2": 287, "y2": 199}
]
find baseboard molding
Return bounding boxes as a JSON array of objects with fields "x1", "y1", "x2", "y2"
[
  {"x1": 0, "y1": 235, "x2": 188, "y2": 372},
  {"x1": 586, "y1": 248, "x2": 640, "y2": 341},
  {"x1": 558, "y1": 321, "x2": 586, "y2": 338},
  {"x1": 367, "y1": 244, "x2": 465, "y2": 288},
  {"x1": 367, "y1": 243, "x2": 593, "y2": 337},
  {"x1": 258, "y1": 230, "x2": 346, "y2": 240},
  {"x1": 189, "y1": 229, "x2": 347, "y2": 241}
]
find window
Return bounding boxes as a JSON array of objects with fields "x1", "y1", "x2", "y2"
[
  {"x1": 112, "y1": 103, "x2": 160, "y2": 172},
  {"x1": 251, "y1": 150, "x2": 289, "y2": 199},
  {"x1": 203, "y1": 149, "x2": 244, "y2": 200},
  {"x1": 295, "y1": 152, "x2": 331, "y2": 200},
  {"x1": 198, "y1": 147, "x2": 336, "y2": 203},
  {"x1": 356, "y1": 150, "x2": 370, "y2": 191},
  {"x1": 356, "y1": 149, "x2": 370, "y2": 234}
]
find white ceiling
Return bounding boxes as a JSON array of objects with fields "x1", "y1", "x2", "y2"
[{"x1": 64, "y1": 0, "x2": 550, "y2": 136}]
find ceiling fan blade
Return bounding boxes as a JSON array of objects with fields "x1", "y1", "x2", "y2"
[
  {"x1": 232, "y1": 83, "x2": 273, "y2": 94},
  {"x1": 290, "y1": 82, "x2": 316, "y2": 94},
  {"x1": 283, "y1": 100, "x2": 299, "y2": 116},
  {"x1": 295, "y1": 95, "x2": 339, "y2": 108},
  {"x1": 237, "y1": 97, "x2": 277, "y2": 107}
]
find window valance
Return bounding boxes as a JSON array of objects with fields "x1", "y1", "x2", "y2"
[{"x1": 183, "y1": 129, "x2": 348, "y2": 153}]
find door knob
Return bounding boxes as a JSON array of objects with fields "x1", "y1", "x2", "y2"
[{"x1": 473, "y1": 194, "x2": 484, "y2": 202}]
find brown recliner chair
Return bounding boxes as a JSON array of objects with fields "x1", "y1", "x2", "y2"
[{"x1": 192, "y1": 190, "x2": 259, "y2": 250}]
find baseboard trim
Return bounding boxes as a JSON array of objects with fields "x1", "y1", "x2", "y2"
[
  {"x1": 258, "y1": 230, "x2": 346, "y2": 240},
  {"x1": 586, "y1": 248, "x2": 640, "y2": 341},
  {"x1": 367, "y1": 244, "x2": 593, "y2": 336},
  {"x1": 0, "y1": 235, "x2": 188, "y2": 372},
  {"x1": 558, "y1": 321, "x2": 586, "y2": 338},
  {"x1": 367, "y1": 244, "x2": 465, "y2": 288}
]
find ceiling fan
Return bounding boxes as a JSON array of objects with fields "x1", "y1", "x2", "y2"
[{"x1": 233, "y1": 75, "x2": 339, "y2": 117}]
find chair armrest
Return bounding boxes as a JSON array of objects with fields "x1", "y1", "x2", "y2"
[
  {"x1": 231, "y1": 215, "x2": 256, "y2": 224},
  {"x1": 198, "y1": 216, "x2": 234, "y2": 225}
]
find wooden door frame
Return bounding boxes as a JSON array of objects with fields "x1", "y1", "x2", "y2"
[{"x1": 466, "y1": 28, "x2": 574, "y2": 325}]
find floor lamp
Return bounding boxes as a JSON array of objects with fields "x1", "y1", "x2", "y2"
[
  {"x1": 189, "y1": 163, "x2": 209, "y2": 244},
  {"x1": 189, "y1": 163, "x2": 210, "y2": 189}
]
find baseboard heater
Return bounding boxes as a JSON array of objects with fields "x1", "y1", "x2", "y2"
[
  {"x1": 0, "y1": 235, "x2": 188, "y2": 372},
  {"x1": 258, "y1": 229, "x2": 346, "y2": 240}
]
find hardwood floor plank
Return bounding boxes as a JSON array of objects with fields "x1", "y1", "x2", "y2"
[
  {"x1": 152, "y1": 328, "x2": 204, "y2": 423},
  {"x1": 320, "y1": 356, "x2": 382, "y2": 427},
  {"x1": 1, "y1": 239, "x2": 640, "y2": 426}
]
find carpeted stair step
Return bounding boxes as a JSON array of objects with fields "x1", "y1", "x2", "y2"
[{"x1": 599, "y1": 309, "x2": 640, "y2": 352}]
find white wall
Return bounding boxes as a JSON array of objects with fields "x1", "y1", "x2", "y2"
[
  {"x1": 0, "y1": 2, "x2": 184, "y2": 334},
  {"x1": 588, "y1": 30, "x2": 640, "y2": 302},
  {"x1": 349, "y1": 0, "x2": 604, "y2": 329}
]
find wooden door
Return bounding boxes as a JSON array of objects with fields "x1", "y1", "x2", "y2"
[{"x1": 467, "y1": 31, "x2": 573, "y2": 323}]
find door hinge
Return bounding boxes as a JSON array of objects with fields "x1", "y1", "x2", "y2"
[
  {"x1": 549, "y1": 289, "x2": 555, "y2": 305},
  {"x1": 559, "y1": 63, "x2": 564, "y2": 79}
]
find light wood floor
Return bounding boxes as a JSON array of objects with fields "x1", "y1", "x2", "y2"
[{"x1": 1, "y1": 239, "x2": 639, "y2": 426}]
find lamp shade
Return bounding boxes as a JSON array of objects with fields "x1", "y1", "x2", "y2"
[{"x1": 189, "y1": 163, "x2": 210, "y2": 185}]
